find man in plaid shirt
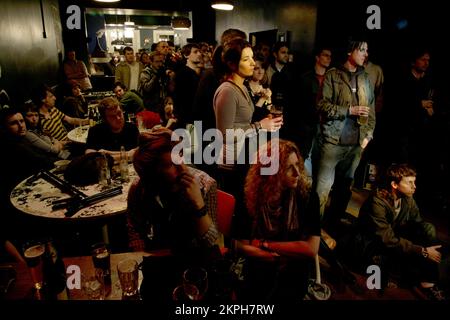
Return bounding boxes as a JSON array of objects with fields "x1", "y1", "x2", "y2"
[{"x1": 126, "y1": 128, "x2": 219, "y2": 254}]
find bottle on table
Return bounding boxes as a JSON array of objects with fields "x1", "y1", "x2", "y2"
[
  {"x1": 88, "y1": 105, "x2": 96, "y2": 127},
  {"x1": 119, "y1": 146, "x2": 129, "y2": 182}
]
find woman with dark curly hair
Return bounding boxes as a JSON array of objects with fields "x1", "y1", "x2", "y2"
[{"x1": 236, "y1": 139, "x2": 320, "y2": 300}]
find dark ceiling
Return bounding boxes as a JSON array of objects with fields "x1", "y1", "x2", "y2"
[{"x1": 78, "y1": 0, "x2": 211, "y2": 11}]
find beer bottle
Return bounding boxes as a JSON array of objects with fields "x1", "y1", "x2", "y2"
[
  {"x1": 94, "y1": 106, "x2": 102, "y2": 125},
  {"x1": 119, "y1": 146, "x2": 129, "y2": 182},
  {"x1": 43, "y1": 239, "x2": 69, "y2": 300},
  {"x1": 88, "y1": 106, "x2": 96, "y2": 127}
]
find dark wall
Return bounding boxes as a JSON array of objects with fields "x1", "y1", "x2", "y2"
[
  {"x1": 0, "y1": 0, "x2": 63, "y2": 106},
  {"x1": 316, "y1": 0, "x2": 449, "y2": 81},
  {"x1": 215, "y1": 0, "x2": 318, "y2": 60},
  {"x1": 192, "y1": 3, "x2": 216, "y2": 44}
]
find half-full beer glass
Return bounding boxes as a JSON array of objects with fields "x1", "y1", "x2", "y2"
[
  {"x1": 23, "y1": 242, "x2": 45, "y2": 290},
  {"x1": 91, "y1": 242, "x2": 111, "y2": 286}
]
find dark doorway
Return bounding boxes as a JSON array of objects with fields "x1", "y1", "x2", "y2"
[{"x1": 249, "y1": 29, "x2": 278, "y2": 49}]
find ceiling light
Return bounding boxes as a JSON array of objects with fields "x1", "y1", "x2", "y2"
[
  {"x1": 211, "y1": 0, "x2": 234, "y2": 11},
  {"x1": 94, "y1": 0, "x2": 121, "y2": 3},
  {"x1": 171, "y1": 16, "x2": 191, "y2": 30}
]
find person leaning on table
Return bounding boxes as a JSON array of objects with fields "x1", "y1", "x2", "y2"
[{"x1": 85, "y1": 97, "x2": 139, "y2": 163}]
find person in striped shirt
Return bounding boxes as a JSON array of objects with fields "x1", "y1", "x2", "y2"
[{"x1": 32, "y1": 85, "x2": 88, "y2": 141}]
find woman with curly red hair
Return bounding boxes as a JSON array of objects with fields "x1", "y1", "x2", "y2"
[{"x1": 236, "y1": 139, "x2": 320, "y2": 300}]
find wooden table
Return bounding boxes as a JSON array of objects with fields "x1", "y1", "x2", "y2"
[{"x1": 2, "y1": 251, "x2": 158, "y2": 300}]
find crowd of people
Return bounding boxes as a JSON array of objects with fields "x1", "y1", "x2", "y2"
[{"x1": 0, "y1": 28, "x2": 448, "y2": 301}]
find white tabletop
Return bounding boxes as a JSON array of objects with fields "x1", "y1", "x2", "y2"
[
  {"x1": 67, "y1": 125, "x2": 90, "y2": 144},
  {"x1": 10, "y1": 164, "x2": 137, "y2": 219}
]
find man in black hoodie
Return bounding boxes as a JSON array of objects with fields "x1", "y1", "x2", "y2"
[{"x1": 313, "y1": 39, "x2": 375, "y2": 231}]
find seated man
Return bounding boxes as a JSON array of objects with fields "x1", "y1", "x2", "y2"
[
  {"x1": 22, "y1": 102, "x2": 70, "y2": 159},
  {"x1": 355, "y1": 163, "x2": 446, "y2": 300},
  {"x1": 0, "y1": 106, "x2": 57, "y2": 193},
  {"x1": 113, "y1": 81, "x2": 144, "y2": 119},
  {"x1": 32, "y1": 85, "x2": 88, "y2": 141},
  {"x1": 62, "y1": 83, "x2": 88, "y2": 119},
  {"x1": 126, "y1": 128, "x2": 219, "y2": 257},
  {"x1": 85, "y1": 97, "x2": 139, "y2": 163}
]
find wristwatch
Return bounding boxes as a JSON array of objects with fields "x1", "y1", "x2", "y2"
[
  {"x1": 422, "y1": 247, "x2": 429, "y2": 258},
  {"x1": 193, "y1": 205, "x2": 208, "y2": 218}
]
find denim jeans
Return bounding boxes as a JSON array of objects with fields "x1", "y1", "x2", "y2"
[{"x1": 312, "y1": 139, "x2": 363, "y2": 218}]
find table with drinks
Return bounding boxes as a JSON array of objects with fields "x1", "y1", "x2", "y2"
[
  {"x1": 9, "y1": 161, "x2": 137, "y2": 246},
  {"x1": 10, "y1": 163, "x2": 136, "y2": 220},
  {"x1": 2, "y1": 250, "x2": 148, "y2": 300}
]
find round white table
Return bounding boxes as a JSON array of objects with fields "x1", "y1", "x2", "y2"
[
  {"x1": 10, "y1": 164, "x2": 137, "y2": 244},
  {"x1": 67, "y1": 125, "x2": 90, "y2": 144},
  {"x1": 10, "y1": 164, "x2": 136, "y2": 219}
]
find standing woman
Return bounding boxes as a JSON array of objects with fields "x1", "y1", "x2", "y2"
[
  {"x1": 246, "y1": 54, "x2": 271, "y2": 122},
  {"x1": 237, "y1": 139, "x2": 320, "y2": 300},
  {"x1": 213, "y1": 38, "x2": 282, "y2": 191}
]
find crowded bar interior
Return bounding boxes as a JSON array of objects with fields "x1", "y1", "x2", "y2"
[{"x1": 0, "y1": 0, "x2": 449, "y2": 307}]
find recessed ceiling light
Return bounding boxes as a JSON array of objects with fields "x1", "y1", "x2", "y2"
[
  {"x1": 211, "y1": 0, "x2": 234, "y2": 11},
  {"x1": 94, "y1": 0, "x2": 121, "y2": 3}
]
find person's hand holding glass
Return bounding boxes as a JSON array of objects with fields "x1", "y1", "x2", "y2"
[
  {"x1": 259, "y1": 105, "x2": 284, "y2": 132},
  {"x1": 421, "y1": 89, "x2": 434, "y2": 116},
  {"x1": 349, "y1": 105, "x2": 370, "y2": 125}
]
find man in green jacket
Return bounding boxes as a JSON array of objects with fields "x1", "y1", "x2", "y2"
[
  {"x1": 356, "y1": 164, "x2": 445, "y2": 300},
  {"x1": 313, "y1": 38, "x2": 375, "y2": 228}
]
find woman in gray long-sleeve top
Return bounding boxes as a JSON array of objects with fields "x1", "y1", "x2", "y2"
[{"x1": 213, "y1": 38, "x2": 282, "y2": 168}]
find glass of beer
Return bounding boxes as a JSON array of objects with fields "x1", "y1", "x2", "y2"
[
  {"x1": 357, "y1": 114, "x2": 368, "y2": 125},
  {"x1": 91, "y1": 242, "x2": 111, "y2": 286},
  {"x1": 269, "y1": 104, "x2": 283, "y2": 119},
  {"x1": 117, "y1": 258, "x2": 139, "y2": 298},
  {"x1": 23, "y1": 241, "x2": 46, "y2": 290},
  {"x1": 182, "y1": 267, "x2": 208, "y2": 301}
]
